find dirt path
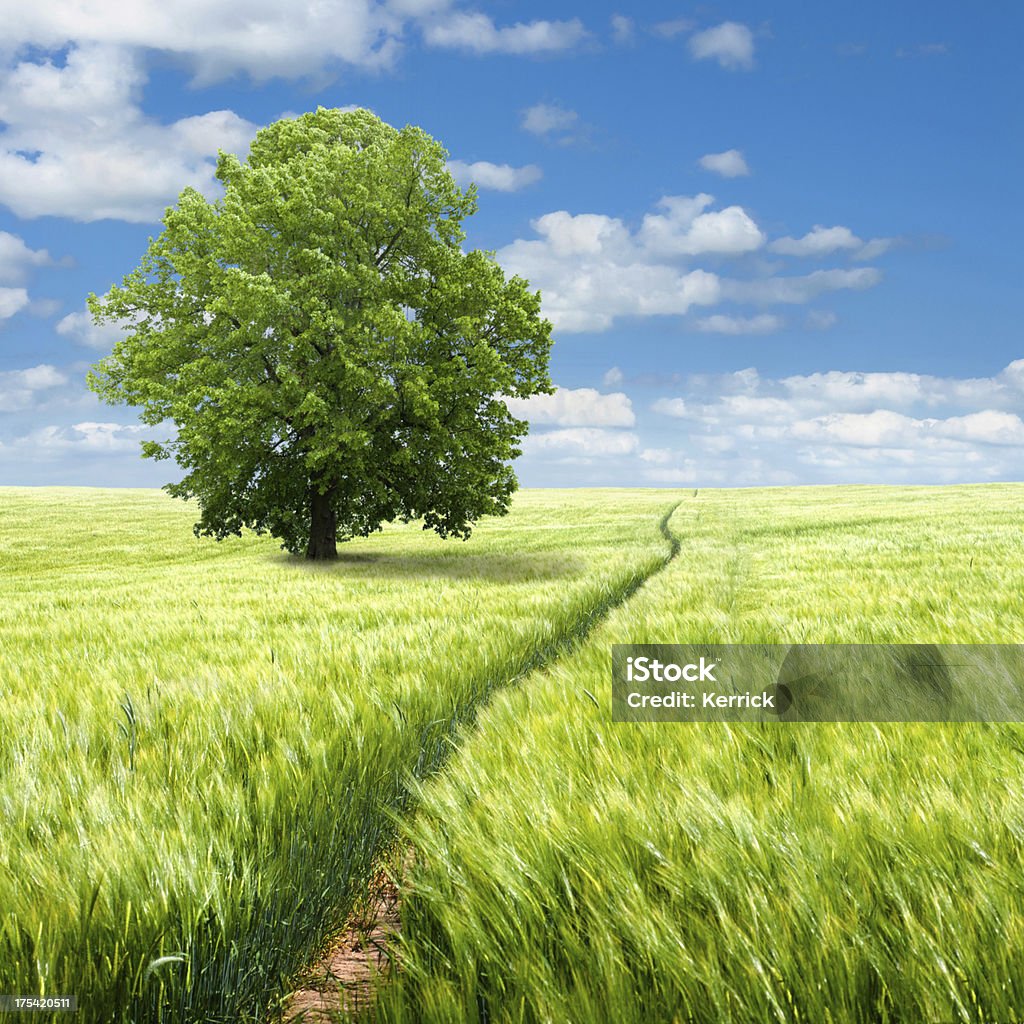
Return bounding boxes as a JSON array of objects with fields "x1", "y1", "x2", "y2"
[
  {"x1": 282, "y1": 502, "x2": 685, "y2": 1021},
  {"x1": 283, "y1": 867, "x2": 401, "y2": 1022}
]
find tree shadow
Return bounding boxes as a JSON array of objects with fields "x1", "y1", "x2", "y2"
[{"x1": 273, "y1": 549, "x2": 585, "y2": 583}]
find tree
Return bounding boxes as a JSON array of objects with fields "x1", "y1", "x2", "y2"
[{"x1": 87, "y1": 108, "x2": 553, "y2": 560}]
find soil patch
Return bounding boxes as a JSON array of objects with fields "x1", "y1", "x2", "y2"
[{"x1": 283, "y1": 867, "x2": 400, "y2": 1022}]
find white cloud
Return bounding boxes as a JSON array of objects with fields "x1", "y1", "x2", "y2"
[
  {"x1": 629, "y1": 359, "x2": 1024, "y2": 486},
  {"x1": 790, "y1": 409, "x2": 1024, "y2": 448},
  {"x1": 770, "y1": 225, "x2": 894, "y2": 261},
  {"x1": 56, "y1": 305, "x2": 133, "y2": 350},
  {"x1": 652, "y1": 18, "x2": 694, "y2": 39},
  {"x1": 447, "y1": 159, "x2": 541, "y2": 192},
  {"x1": 854, "y1": 238, "x2": 894, "y2": 261},
  {"x1": 499, "y1": 241, "x2": 721, "y2": 333},
  {"x1": 603, "y1": 366, "x2": 624, "y2": 386},
  {"x1": 0, "y1": 364, "x2": 69, "y2": 411},
  {"x1": 724, "y1": 267, "x2": 882, "y2": 305},
  {"x1": 506, "y1": 362, "x2": 1024, "y2": 488},
  {"x1": 505, "y1": 386, "x2": 635, "y2": 426},
  {"x1": 520, "y1": 102, "x2": 579, "y2": 138},
  {"x1": 0, "y1": 420, "x2": 148, "y2": 457},
  {"x1": 498, "y1": 206, "x2": 725, "y2": 331},
  {"x1": 495, "y1": 193, "x2": 888, "y2": 333},
  {"x1": 689, "y1": 22, "x2": 755, "y2": 70},
  {"x1": 896, "y1": 43, "x2": 949, "y2": 58},
  {"x1": 698, "y1": 149, "x2": 750, "y2": 178},
  {"x1": 790, "y1": 409, "x2": 925, "y2": 447},
  {"x1": 805, "y1": 310, "x2": 838, "y2": 330},
  {"x1": 3, "y1": 2, "x2": 594, "y2": 85},
  {"x1": 523, "y1": 427, "x2": 639, "y2": 457},
  {"x1": 0, "y1": 44, "x2": 259, "y2": 221},
  {"x1": 643, "y1": 466, "x2": 701, "y2": 484},
  {"x1": 610, "y1": 15, "x2": 634, "y2": 44},
  {"x1": 639, "y1": 447, "x2": 674, "y2": 463},
  {"x1": 946, "y1": 410, "x2": 1024, "y2": 445},
  {"x1": 779, "y1": 369, "x2": 928, "y2": 409},
  {"x1": 639, "y1": 194, "x2": 764, "y2": 256},
  {"x1": 0, "y1": 287, "x2": 29, "y2": 320},
  {"x1": 531, "y1": 211, "x2": 632, "y2": 257},
  {"x1": 0, "y1": 231, "x2": 60, "y2": 282},
  {"x1": 652, "y1": 397, "x2": 687, "y2": 417},
  {"x1": 423, "y1": 13, "x2": 587, "y2": 54},
  {"x1": 3, "y1": 1, "x2": 414, "y2": 82},
  {"x1": 770, "y1": 225, "x2": 861, "y2": 256},
  {"x1": 28, "y1": 298, "x2": 63, "y2": 318},
  {"x1": 696, "y1": 313, "x2": 783, "y2": 335}
]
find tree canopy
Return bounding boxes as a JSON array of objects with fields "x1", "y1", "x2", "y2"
[{"x1": 87, "y1": 107, "x2": 553, "y2": 559}]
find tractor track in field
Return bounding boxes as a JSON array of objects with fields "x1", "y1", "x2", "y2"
[{"x1": 279, "y1": 499, "x2": 685, "y2": 1023}]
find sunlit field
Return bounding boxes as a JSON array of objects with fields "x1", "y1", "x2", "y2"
[
  {"x1": 377, "y1": 485, "x2": 1024, "y2": 1024},
  {"x1": 0, "y1": 487, "x2": 676, "y2": 1023}
]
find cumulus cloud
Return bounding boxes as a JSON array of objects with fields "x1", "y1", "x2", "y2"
[
  {"x1": 770, "y1": 225, "x2": 861, "y2": 256},
  {"x1": 496, "y1": 194, "x2": 885, "y2": 333},
  {"x1": 522, "y1": 427, "x2": 639, "y2": 457},
  {"x1": 0, "y1": 44, "x2": 258, "y2": 221},
  {"x1": 778, "y1": 369, "x2": 932, "y2": 409},
  {"x1": 639, "y1": 447, "x2": 674, "y2": 463},
  {"x1": 854, "y1": 238, "x2": 894, "y2": 261},
  {"x1": 0, "y1": 287, "x2": 29, "y2": 320},
  {"x1": 0, "y1": 364, "x2": 69, "y2": 411},
  {"x1": 2, "y1": 1, "x2": 597, "y2": 86},
  {"x1": 498, "y1": 206, "x2": 724, "y2": 331},
  {"x1": 0, "y1": 420, "x2": 149, "y2": 457},
  {"x1": 447, "y1": 159, "x2": 541, "y2": 191},
  {"x1": 652, "y1": 397, "x2": 687, "y2": 417},
  {"x1": 698, "y1": 149, "x2": 750, "y2": 178},
  {"x1": 770, "y1": 225, "x2": 894, "y2": 261},
  {"x1": 696, "y1": 313, "x2": 783, "y2": 334},
  {"x1": 505, "y1": 386, "x2": 635, "y2": 427},
  {"x1": 652, "y1": 18, "x2": 694, "y2": 39},
  {"x1": 0, "y1": 231, "x2": 62, "y2": 282},
  {"x1": 502, "y1": 253, "x2": 721, "y2": 334},
  {"x1": 790, "y1": 409, "x2": 1024, "y2": 448},
  {"x1": 2, "y1": 1, "x2": 415, "y2": 80},
  {"x1": 805, "y1": 310, "x2": 838, "y2": 330},
  {"x1": 639, "y1": 194, "x2": 764, "y2": 256},
  {"x1": 529, "y1": 210, "x2": 632, "y2": 257},
  {"x1": 896, "y1": 42, "x2": 949, "y2": 58},
  {"x1": 55, "y1": 304, "x2": 135, "y2": 350},
  {"x1": 520, "y1": 102, "x2": 579, "y2": 140},
  {"x1": 633, "y1": 359, "x2": 1024, "y2": 486},
  {"x1": 610, "y1": 15, "x2": 634, "y2": 44},
  {"x1": 516, "y1": 361, "x2": 1024, "y2": 488},
  {"x1": 689, "y1": 22, "x2": 755, "y2": 70},
  {"x1": 643, "y1": 465, "x2": 702, "y2": 484},
  {"x1": 423, "y1": 13, "x2": 587, "y2": 54},
  {"x1": 724, "y1": 267, "x2": 881, "y2": 305}
]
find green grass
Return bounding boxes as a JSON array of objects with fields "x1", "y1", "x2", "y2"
[
  {"x1": 0, "y1": 487, "x2": 677, "y2": 1023},
  {"x1": 375, "y1": 484, "x2": 1024, "y2": 1024}
]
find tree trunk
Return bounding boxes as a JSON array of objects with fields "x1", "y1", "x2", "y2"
[{"x1": 306, "y1": 485, "x2": 338, "y2": 560}]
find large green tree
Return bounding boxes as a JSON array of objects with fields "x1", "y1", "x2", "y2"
[{"x1": 88, "y1": 108, "x2": 553, "y2": 559}]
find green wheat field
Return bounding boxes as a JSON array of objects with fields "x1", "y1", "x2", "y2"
[{"x1": 3, "y1": 484, "x2": 1024, "y2": 1022}]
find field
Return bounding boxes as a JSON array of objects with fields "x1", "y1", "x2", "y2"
[
  {"x1": 373, "y1": 485, "x2": 1024, "y2": 1023},
  {"x1": 4, "y1": 484, "x2": 1024, "y2": 1023},
  {"x1": 0, "y1": 487, "x2": 675, "y2": 1022}
]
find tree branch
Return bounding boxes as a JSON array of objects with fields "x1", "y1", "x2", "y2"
[{"x1": 375, "y1": 229, "x2": 404, "y2": 268}]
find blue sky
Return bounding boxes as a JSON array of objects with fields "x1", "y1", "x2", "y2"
[{"x1": 1, "y1": 1, "x2": 1022, "y2": 488}]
